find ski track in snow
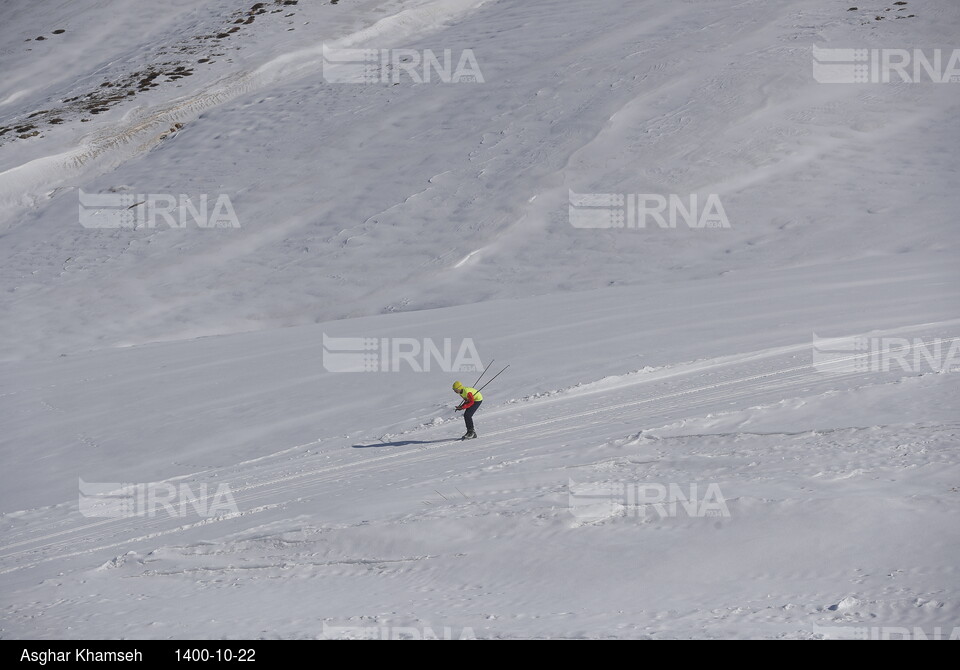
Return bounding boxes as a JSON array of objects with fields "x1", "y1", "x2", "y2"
[
  {"x1": 3, "y1": 324, "x2": 956, "y2": 576},
  {"x1": 1, "y1": 0, "x2": 958, "y2": 641}
]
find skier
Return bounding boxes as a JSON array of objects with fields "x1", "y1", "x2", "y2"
[{"x1": 452, "y1": 380, "x2": 482, "y2": 440}]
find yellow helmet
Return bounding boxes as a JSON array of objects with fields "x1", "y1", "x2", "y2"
[{"x1": 452, "y1": 381, "x2": 464, "y2": 392}]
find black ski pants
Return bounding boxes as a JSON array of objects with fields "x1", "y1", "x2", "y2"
[{"x1": 463, "y1": 401, "x2": 482, "y2": 432}]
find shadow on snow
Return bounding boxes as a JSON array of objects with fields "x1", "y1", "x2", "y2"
[{"x1": 352, "y1": 438, "x2": 454, "y2": 448}]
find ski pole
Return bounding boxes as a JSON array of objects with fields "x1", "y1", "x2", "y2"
[
  {"x1": 476, "y1": 365, "x2": 509, "y2": 393},
  {"x1": 472, "y1": 359, "x2": 494, "y2": 388}
]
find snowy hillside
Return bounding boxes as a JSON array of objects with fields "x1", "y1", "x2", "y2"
[{"x1": 1, "y1": 0, "x2": 958, "y2": 639}]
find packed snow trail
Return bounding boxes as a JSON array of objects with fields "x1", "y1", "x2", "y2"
[{"x1": 2, "y1": 324, "x2": 956, "y2": 577}]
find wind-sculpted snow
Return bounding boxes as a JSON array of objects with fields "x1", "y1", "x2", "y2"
[
  {"x1": 0, "y1": 0, "x2": 494, "y2": 216},
  {"x1": 0, "y1": 0, "x2": 957, "y2": 640},
  {"x1": 0, "y1": 0, "x2": 957, "y2": 358}
]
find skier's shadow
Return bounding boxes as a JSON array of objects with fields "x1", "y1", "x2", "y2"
[{"x1": 353, "y1": 439, "x2": 451, "y2": 448}]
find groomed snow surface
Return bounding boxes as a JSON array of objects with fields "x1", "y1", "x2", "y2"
[{"x1": 1, "y1": 0, "x2": 958, "y2": 639}]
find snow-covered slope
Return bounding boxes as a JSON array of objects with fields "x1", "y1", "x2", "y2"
[
  {"x1": 2, "y1": 0, "x2": 957, "y2": 358},
  {"x1": 3, "y1": 253, "x2": 958, "y2": 638},
  {"x1": 1, "y1": 0, "x2": 958, "y2": 639}
]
